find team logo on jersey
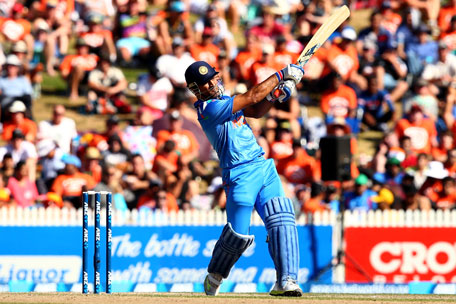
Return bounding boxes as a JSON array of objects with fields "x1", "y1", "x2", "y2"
[{"x1": 199, "y1": 66, "x2": 208, "y2": 75}]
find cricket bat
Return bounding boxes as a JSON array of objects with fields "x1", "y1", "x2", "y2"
[
  {"x1": 296, "y1": 5, "x2": 350, "y2": 67},
  {"x1": 273, "y1": 5, "x2": 350, "y2": 99}
]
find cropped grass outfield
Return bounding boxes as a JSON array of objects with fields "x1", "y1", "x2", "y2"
[{"x1": 1, "y1": 293, "x2": 456, "y2": 303}]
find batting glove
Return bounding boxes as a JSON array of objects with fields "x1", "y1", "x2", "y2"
[
  {"x1": 266, "y1": 80, "x2": 295, "y2": 103},
  {"x1": 275, "y1": 64, "x2": 305, "y2": 85}
]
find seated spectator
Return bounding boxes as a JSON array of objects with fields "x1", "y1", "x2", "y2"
[
  {"x1": 115, "y1": 0, "x2": 150, "y2": 64},
  {"x1": 357, "y1": 10, "x2": 394, "y2": 56},
  {"x1": 412, "y1": 153, "x2": 430, "y2": 190},
  {"x1": 320, "y1": 72, "x2": 357, "y2": 123},
  {"x1": 0, "y1": 54, "x2": 34, "y2": 122},
  {"x1": 59, "y1": 38, "x2": 98, "y2": 101},
  {"x1": 103, "y1": 134, "x2": 131, "y2": 168},
  {"x1": 435, "y1": 176, "x2": 456, "y2": 210},
  {"x1": 344, "y1": 174, "x2": 377, "y2": 211},
  {"x1": 301, "y1": 182, "x2": 327, "y2": 214},
  {"x1": 80, "y1": 13, "x2": 116, "y2": 60},
  {"x1": 155, "y1": 36, "x2": 195, "y2": 87},
  {"x1": 93, "y1": 165, "x2": 129, "y2": 211},
  {"x1": 2, "y1": 101, "x2": 38, "y2": 142},
  {"x1": 0, "y1": 153, "x2": 14, "y2": 182},
  {"x1": 38, "y1": 104, "x2": 77, "y2": 154},
  {"x1": 11, "y1": 40, "x2": 43, "y2": 99},
  {"x1": 277, "y1": 139, "x2": 316, "y2": 185},
  {"x1": 401, "y1": 174, "x2": 432, "y2": 210},
  {"x1": 208, "y1": 176, "x2": 226, "y2": 210},
  {"x1": 247, "y1": 6, "x2": 290, "y2": 47},
  {"x1": 189, "y1": 26, "x2": 220, "y2": 69},
  {"x1": 404, "y1": 79, "x2": 439, "y2": 121},
  {"x1": 419, "y1": 160, "x2": 449, "y2": 203},
  {"x1": 440, "y1": 15, "x2": 456, "y2": 51},
  {"x1": 422, "y1": 42, "x2": 456, "y2": 91},
  {"x1": 438, "y1": 0, "x2": 456, "y2": 33},
  {"x1": 383, "y1": 157, "x2": 405, "y2": 193},
  {"x1": 0, "y1": 129, "x2": 37, "y2": 181},
  {"x1": 137, "y1": 181, "x2": 179, "y2": 212},
  {"x1": 376, "y1": 43, "x2": 409, "y2": 103},
  {"x1": 371, "y1": 188, "x2": 395, "y2": 211},
  {"x1": 399, "y1": 135, "x2": 418, "y2": 169},
  {"x1": 445, "y1": 148, "x2": 456, "y2": 177},
  {"x1": 395, "y1": 104, "x2": 438, "y2": 154},
  {"x1": 406, "y1": 24, "x2": 438, "y2": 76},
  {"x1": 123, "y1": 115, "x2": 157, "y2": 168},
  {"x1": 358, "y1": 75, "x2": 395, "y2": 132},
  {"x1": 233, "y1": 34, "x2": 262, "y2": 83},
  {"x1": 156, "y1": 0, "x2": 193, "y2": 55},
  {"x1": 328, "y1": 27, "x2": 366, "y2": 92},
  {"x1": 87, "y1": 55, "x2": 130, "y2": 114},
  {"x1": 0, "y1": 3, "x2": 34, "y2": 59},
  {"x1": 396, "y1": 8, "x2": 418, "y2": 59},
  {"x1": 36, "y1": 139, "x2": 65, "y2": 193},
  {"x1": 7, "y1": 161, "x2": 39, "y2": 208},
  {"x1": 152, "y1": 139, "x2": 180, "y2": 180},
  {"x1": 121, "y1": 153, "x2": 158, "y2": 208},
  {"x1": 248, "y1": 44, "x2": 277, "y2": 86},
  {"x1": 136, "y1": 65, "x2": 173, "y2": 120},
  {"x1": 0, "y1": 171, "x2": 14, "y2": 208},
  {"x1": 156, "y1": 110, "x2": 199, "y2": 165},
  {"x1": 82, "y1": 147, "x2": 102, "y2": 183},
  {"x1": 51, "y1": 154, "x2": 96, "y2": 208},
  {"x1": 432, "y1": 131, "x2": 454, "y2": 163},
  {"x1": 268, "y1": 123, "x2": 293, "y2": 167}
]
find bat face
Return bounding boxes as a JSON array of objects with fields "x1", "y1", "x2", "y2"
[
  {"x1": 296, "y1": 5, "x2": 350, "y2": 68},
  {"x1": 297, "y1": 43, "x2": 322, "y2": 67}
]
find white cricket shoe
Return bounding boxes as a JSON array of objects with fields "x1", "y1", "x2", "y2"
[
  {"x1": 270, "y1": 278, "x2": 303, "y2": 297},
  {"x1": 204, "y1": 273, "x2": 223, "y2": 296}
]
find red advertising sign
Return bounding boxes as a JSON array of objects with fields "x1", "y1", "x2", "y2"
[{"x1": 345, "y1": 227, "x2": 456, "y2": 283}]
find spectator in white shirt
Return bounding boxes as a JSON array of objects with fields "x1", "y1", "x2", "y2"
[{"x1": 38, "y1": 105, "x2": 77, "y2": 154}]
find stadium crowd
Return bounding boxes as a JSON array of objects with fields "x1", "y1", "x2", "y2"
[{"x1": 0, "y1": 0, "x2": 455, "y2": 214}]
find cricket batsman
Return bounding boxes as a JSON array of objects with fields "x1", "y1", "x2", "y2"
[{"x1": 185, "y1": 61, "x2": 304, "y2": 297}]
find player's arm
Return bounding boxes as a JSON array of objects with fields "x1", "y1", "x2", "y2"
[{"x1": 232, "y1": 64, "x2": 304, "y2": 114}]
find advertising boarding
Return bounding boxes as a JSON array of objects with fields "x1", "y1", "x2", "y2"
[
  {"x1": 0, "y1": 225, "x2": 332, "y2": 288},
  {"x1": 345, "y1": 227, "x2": 456, "y2": 283}
]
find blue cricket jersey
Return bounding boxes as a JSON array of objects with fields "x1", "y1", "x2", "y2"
[{"x1": 194, "y1": 95, "x2": 264, "y2": 169}]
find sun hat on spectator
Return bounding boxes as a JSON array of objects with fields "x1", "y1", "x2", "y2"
[
  {"x1": 86, "y1": 147, "x2": 102, "y2": 160},
  {"x1": 264, "y1": 0, "x2": 290, "y2": 15},
  {"x1": 12, "y1": 129, "x2": 24, "y2": 139},
  {"x1": 386, "y1": 157, "x2": 401, "y2": 166},
  {"x1": 12, "y1": 41, "x2": 27, "y2": 54},
  {"x1": 262, "y1": 44, "x2": 275, "y2": 55},
  {"x1": 5, "y1": 54, "x2": 21, "y2": 66},
  {"x1": 9, "y1": 100, "x2": 26, "y2": 113},
  {"x1": 341, "y1": 27, "x2": 357, "y2": 41},
  {"x1": 35, "y1": 19, "x2": 50, "y2": 32},
  {"x1": 372, "y1": 172, "x2": 386, "y2": 185},
  {"x1": 355, "y1": 174, "x2": 369, "y2": 186},
  {"x1": 62, "y1": 154, "x2": 82, "y2": 168},
  {"x1": 371, "y1": 188, "x2": 394, "y2": 205},
  {"x1": 207, "y1": 176, "x2": 223, "y2": 193},
  {"x1": 11, "y1": 2, "x2": 24, "y2": 14},
  {"x1": 172, "y1": 36, "x2": 184, "y2": 47},
  {"x1": 37, "y1": 139, "x2": 56, "y2": 158},
  {"x1": 169, "y1": 1, "x2": 185, "y2": 13},
  {"x1": 326, "y1": 117, "x2": 351, "y2": 134},
  {"x1": 424, "y1": 161, "x2": 448, "y2": 179}
]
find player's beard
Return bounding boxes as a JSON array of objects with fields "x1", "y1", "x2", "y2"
[{"x1": 200, "y1": 78, "x2": 225, "y2": 100}]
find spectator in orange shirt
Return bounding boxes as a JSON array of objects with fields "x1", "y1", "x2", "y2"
[
  {"x1": 395, "y1": 104, "x2": 438, "y2": 154},
  {"x1": 0, "y1": 3, "x2": 33, "y2": 57},
  {"x1": 328, "y1": 27, "x2": 366, "y2": 92},
  {"x1": 51, "y1": 154, "x2": 96, "y2": 208},
  {"x1": 380, "y1": 2, "x2": 402, "y2": 35},
  {"x1": 320, "y1": 72, "x2": 357, "y2": 121},
  {"x1": 156, "y1": 110, "x2": 199, "y2": 165},
  {"x1": 439, "y1": 0, "x2": 456, "y2": 33},
  {"x1": 82, "y1": 147, "x2": 102, "y2": 183},
  {"x1": 190, "y1": 26, "x2": 220, "y2": 69},
  {"x1": 302, "y1": 182, "x2": 328, "y2": 214},
  {"x1": 248, "y1": 44, "x2": 276, "y2": 86},
  {"x1": 440, "y1": 15, "x2": 456, "y2": 51},
  {"x1": 2, "y1": 101, "x2": 37, "y2": 142},
  {"x1": 445, "y1": 148, "x2": 456, "y2": 177},
  {"x1": 80, "y1": 13, "x2": 116, "y2": 60},
  {"x1": 435, "y1": 176, "x2": 456, "y2": 210},
  {"x1": 152, "y1": 139, "x2": 179, "y2": 180},
  {"x1": 272, "y1": 35, "x2": 298, "y2": 70},
  {"x1": 269, "y1": 123, "x2": 293, "y2": 168},
  {"x1": 279, "y1": 139, "x2": 316, "y2": 185},
  {"x1": 432, "y1": 131, "x2": 454, "y2": 163},
  {"x1": 234, "y1": 34, "x2": 262, "y2": 82},
  {"x1": 137, "y1": 179, "x2": 179, "y2": 212},
  {"x1": 60, "y1": 37, "x2": 98, "y2": 100}
]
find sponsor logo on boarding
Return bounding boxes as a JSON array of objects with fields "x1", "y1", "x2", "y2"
[
  {"x1": 345, "y1": 228, "x2": 456, "y2": 283},
  {"x1": 0, "y1": 256, "x2": 81, "y2": 283}
]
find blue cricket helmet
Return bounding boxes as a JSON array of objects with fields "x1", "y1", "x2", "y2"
[{"x1": 185, "y1": 61, "x2": 218, "y2": 86}]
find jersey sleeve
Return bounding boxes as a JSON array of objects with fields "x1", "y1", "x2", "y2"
[{"x1": 201, "y1": 97, "x2": 233, "y2": 125}]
